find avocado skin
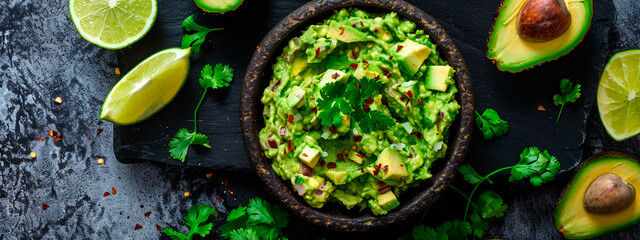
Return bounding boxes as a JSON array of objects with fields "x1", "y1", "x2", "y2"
[
  {"x1": 554, "y1": 151, "x2": 640, "y2": 239},
  {"x1": 194, "y1": 0, "x2": 244, "y2": 14},
  {"x1": 486, "y1": 0, "x2": 593, "y2": 72}
]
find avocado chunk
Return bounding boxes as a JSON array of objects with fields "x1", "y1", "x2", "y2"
[
  {"x1": 286, "y1": 86, "x2": 306, "y2": 108},
  {"x1": 391, "y1": 39, "x2": 431, "y2": 75},
  {"x1": 369, "y1": 148, "x2": 408, "y2": 181},
  {"x1": 555, "y1": 151, "x2": 640, "y2": 239},
  {"x1": 487, "y1": 0, "x2": 593, "y2": 72},
  {"x1": 377, "y1": 191, "x2": 397, "y2": 209},
  {"x1": 425, "y1": 66, "x2": 451, "y2": 92},
  {"x1": 326, "y1": 21, "x2": 368, "y2": 43},
  {"x1": 325, "y1": 170, "x2": 348, "y2": 185},
  {"x1": 398, "y1": 81, "x2": 418, "y2": 99},
  {"x1": 347, "y1": 150, "x2": 365, "y2": 164},
  {"x1": 291, "y1": 53, "x2": 308, "y2": 76},
  {"x1": 193, "y1": 0, "x2": 243, "y2": 14},
  {"x1": 318, "y1": 69, "x2": 348, "y2": 88},
  {"x1": 299, "y1": 147, "x2": 320, "y2": 168}
]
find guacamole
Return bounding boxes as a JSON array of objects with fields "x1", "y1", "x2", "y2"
[{"x1": 259, "y1": 8, "x2": 460, "y2": 215}]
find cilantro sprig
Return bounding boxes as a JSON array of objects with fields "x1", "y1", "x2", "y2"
[
  {"x1": 220, "y1": 197, "x2": 290, "y2": 240},
  {"x1": 162, "y1": 204, "x2": 216, "y2": 240},
  {"x1": 182, "y1": 14, "x2": 223, "y2": 54},
  {"x1": 169, "y1": 64, "x2": 234, "y2": 162},
  {"x1": 317, "y1": 76, "x2": 395, "y2": 133},
  {"x1": 475, "y1": 108, "x2": 509, "y2": 139},
  {"x1": 553, "y1": 78, "x2": 581, "y2": 123}
]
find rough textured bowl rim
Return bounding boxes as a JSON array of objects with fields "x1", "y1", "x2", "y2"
[{"x1": 240, "y1": 0, "x2": 474, "y2": 232}]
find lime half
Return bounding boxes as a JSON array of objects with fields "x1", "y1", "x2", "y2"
[
  {"x1": 69, "y1": 0, "x2": 158, "y2": 49},
  {"x1": 100, "y1": 48, "x2": 191, "y2": 125},
  {"x1": 597, "y1": 50, "x2": 640, "y2": 141}
]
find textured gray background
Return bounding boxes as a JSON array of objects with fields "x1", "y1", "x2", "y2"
[{"x1": 1, "y1": 0, "x2": 640, "y2": 239}]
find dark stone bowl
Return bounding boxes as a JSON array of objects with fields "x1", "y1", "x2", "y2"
[{"x1": 240, "y1": 0, "x2": 474, "y2": 232}]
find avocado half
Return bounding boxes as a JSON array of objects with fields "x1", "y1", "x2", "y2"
[
  {"x1": 194, "y1": 0, "x2": 243, "y2": 14},
  {"x1": 554, "y1": 151, "x2": 640, "y2": 239},
  {"x1": 487, "y1": 0, "x2": 593, "y2": 72}
]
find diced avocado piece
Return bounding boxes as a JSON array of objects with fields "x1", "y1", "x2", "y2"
[
  {"x1": 325, "y1": 170, "x2": 348, "y2": 185},
  {"x1": 353, "y1": 61, "x2": 378, "y2": 80},
  {"x1": 291, "y1": 53, "x2": 308, "y2": 76},
  {"x1": 306, "y1": 176, "x2": 321, "y2": 189},
  {"x1": 319, "y1": 69, "x2": 348, "y2": 88},
  {"x1": 399, "y1": 122, "x2": 413, "y2": 134},
  {"x1": 193, "y1": 0, "x2": 243, "y2": 14},
  {"x1": 286, "y1": 86, "x2": 306, "y2": 108},
  {"x1": 377, "y1": 191, "x2": 397, "y2": 209},
  {"x1": 398, "y1": 80, "x2": 417, "y2": 99},
  {"x1": 306, "y1": 38, "x2": 337, "y2": 63},
  {"x1": 327, "y1": 21, "x2": 368, "y2": 43},
  {"x1": 347, "y1": 151, "x2": 365, "y2": 164},
  {"x1": 425, "y1": 65, "x2": 451, "y2": 92},
  {"x1": 372, "y1": 18, "x2": 392, "y2": 41},
  {"x1": 299, "y1": 147, "x2": 320, "y2": 168},
  {"x1": 372, "y1": 148, "x2": 408, "y2": 181},
  {"x1": 391, "y1": 39, "x2": 431, "y2": 75}
]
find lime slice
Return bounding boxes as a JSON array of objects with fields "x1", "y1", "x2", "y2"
[
  {"x1": 69, "y1": 0, "x2": 157, "y2": 49},
  {"x1": 597, "y1": 50, "x2": 640, "y2": 141},
  {"x1": 100, "y1": 48, "x2": 191, "y2": 125}
]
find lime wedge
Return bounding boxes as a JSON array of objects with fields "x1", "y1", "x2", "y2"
[
  {"x1": 597, "y1": 50, "x2": 640, "y2": 141},
  {"x1": 69, "y1": 0, "x2": 157, "y2": 49},
  {"x1": 100, "y1": 48, "x2": 191, "y2": 125}
]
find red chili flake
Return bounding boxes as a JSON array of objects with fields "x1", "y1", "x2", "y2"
[
  {"x1": 351, "y1": 24, "x2": 357, "y2": 28},
  {"x1": 315, "y1": 189, "x2": 323, "y2": 195},
  {"x1": 228, "y1": 189, "x2": 237, "y2": 200},
  {"x1": 375, "y1": 75, "x2": 380, "y2": 80},
  {"x1": 319, "y1": 160, "x2": 326, "y2": 167},
  {"x1": 350, "y1": 55, "x2": 358, "y2": 60},
  {"x1": 360, "y1": 21, "x2": 364, "y2": 27},
  {"x1": 144, "y1": 211, "x2": 151, "y2": 217},
  {"x1": 134, "y1": 224, "x2": 142, "y2": 230},
  {"x1": 376, "y1": 180, "x2": 383, "y2": 185},
  {"x1": 111, "y1": 187, "x2": 116, "y2": 194},
  {"x1": 437, "y1": 125, "x2": 440, "y2": 132},
  {"x1": 268, "y1": 140, "x2": 278, "y2": 149},
  {"x1": 339, "y1": 26, "x2": 345, "y2": 35},
  {"x1": 400, "y1": 96, "x2": 406, "y2": 102},
  {"x1": 360, "y1": 169, "x2": 365, "y2": 173},
  {"x1": 356, "y1": 83, "x2": 361, "y2": 88},
  {"x1": 87, "y1": 137, "x2": 91, "y2": 140},
  {"x1": 373, "y1": 163, "x2": 382, "y2": 175},
  {"x1": 362, "y1": 104, "x2": 371, "y2": 113},
  {"x1": 350, "y1": 63, "x2": 358, "y2": 70},
  {"x1": 386, "y1": 72, "x2": 392, "y2": 78},
  {"x1": 329, "y1": 125, "x2": 338, "y2": 134},
  {"x1": 538, "y1": 103, "x2": 546, "y2": 111},
  {"x1": 374, "y1": 29, "x2": 379, "y2": 33},
  {"x1": 418, "y1": 98, "x2": 422, "y2": 104},
  {"x1": 332, "y1": 72, "x2": 339, "y2": 79},
  {"x1": 381, "y1": 99, "x2": 388, "y2": 105},
  {"x1": 49, "y1": 130, "x2": 55, "y2": 137},
  {"x1": 287, "y1": 139, "x2": 293, "y2": 152},
  {"x1": 284, "y1": 57, "x2": 289, "y2": 62},
  {"x1": 336, "y1": 154, "x2": 344, "y2": 161},
  {"x1": 356, "y1": 153, "x2": 365, "y2": 158},
  {"x1": 313, "y1": 107, "x2": 318, "y2": 115},
  {"x1": 217, "y1": 197, "x2": 222, "y2": 203},
  {"x1": 362, "y1": 60, "x2": 368, "y2": 64},
  {"x1": 382, "y1": 165, "x2": 389, "y2": 173},
  {"x1": 270, "y1": 80, "x2": 281, "y2": 92},
  {"x1": 223, "y1": 179, "x2": 228, "y2": 186},
  {"x1": 353, "y1": 135, "x2": 363, "y2": 142},
  {"x1": 288, "y1": 114, "x2": 294, "y2": 123},
  {"x1": 408, "y1": 153, "x2": 413, "y2": 158},
  {"x1": 400, "y1": 164, "x2": 404, "y2": 167},
  {"x1": 389, "y1": 56, "x2": 394, "y2": 60},
  {"x1": 315, "y1": 47, "x2": 321, "y2": 57},
  {"x1": 396, "y1": 45, "x2": 404, "y2": 52},
  {"x1": 327, "y1": 162, "x2": 337, "y2": 169},
  {"x1": 411, "y1": 131, "x2": 423, "y2": 140},
  {"x1": 279, "y1": 126, "x2": 287, "y2": 136},
  {"x1": 302, "y1": 153, "x2": 309, "y2": 158},
  {"x1": 365, "y1": 97, "x2": 374, "y2": 105},
  {"x1": 97, "y1": 128, "x2": 103, "y2": 135},
  {"x1": 156, "y1": 224, "x2": 162, "y2": 230},
  {"x1": 406, "y1": 90, "x2": 414, "y2": 98},
  {"x1": 39, "y1": 137, "x2": 44, "y2": 142},
  {"x1": 103, "y1": 192, "x2": 111, "y2": 197},
  {"x1": 42, "y1": 203, "x2": 49, "y2": 210},
  {"x1": 283, "y1": 149, "x2": 287, "y2": 155}
]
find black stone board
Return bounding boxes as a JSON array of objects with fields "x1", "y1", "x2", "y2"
[{"x1": 114, "y1": 0, "x2": 615, "y2": 174}]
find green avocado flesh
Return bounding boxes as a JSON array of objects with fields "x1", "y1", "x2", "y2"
[
  {"x1": 555, "y1": 152, "x2": 640, "y2": 239},
  {"x1": 259, "y1": 8, "x2": 460, "y2": 215},
  {"x1": 194, "y1": 0, "x2": 243, "y2": 14},
  {"x1": 487, "y1": 0, "x2": 593, "y2": 72}
]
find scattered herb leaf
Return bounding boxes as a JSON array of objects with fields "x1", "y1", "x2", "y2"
[
  {"x1": 553, "y1": 78, "x2": 581, "y2": 123},
  {"x1": 475, "y1": 109, "x2": 509, "y2": 139},
  {"x1": 162, "y1": 204, "x2": 216, "y2": 240},
  {"x1": 220, "y1": 197, "x2": 290, "y2": 240},
  {"x1": 181, "y1": 15, "x2": 224, "y2": 54},
  {"x1": 510, "y1": 147, "x2": 561, "y2": 186}
]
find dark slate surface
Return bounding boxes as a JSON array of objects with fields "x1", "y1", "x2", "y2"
[{"x1": 1, "y1": 0, "x2": 640, "y2": 239}]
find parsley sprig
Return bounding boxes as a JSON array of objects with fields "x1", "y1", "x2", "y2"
[
  {"x1": 182, "y1": 14, "x2": 223, "y2": 54},
  {"x1": 317, "y1": 76, "x2": 395, "y2": 133},
  {"x1": 553, "y1": 78, "x2": 581, "y2": 123},
  {"x1": 220, "y1": 197, "x2": 290, "y2": 240},
  {"x1": 162, "y1": 204, "x2": 216, "y2": 240},
  {"x1": 169, "y1": 64, "x2": 234, "y2": 162},
  {"x1": 475, "y1": 108, "x2": 509, "y2": 139}
]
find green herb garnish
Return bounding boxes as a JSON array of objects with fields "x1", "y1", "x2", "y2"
[
  {"x1": 162, "y1": 204, "x2": 216, "y2": 240},
  {"x1": 181, "y1": 14, "x2": 223, "y2": 54},
  {"x1": 553, "y1": 78, "x2": 581, "y2": 123},
  {"x1": 169, "y1": 64, "x2": 234, "y2": 162},
  {"x1": 220, "y1": 197, "x2": 290, "y2": 240},
  {"x1": 475, "y1": 108, "x2": 509, "y2": 139}
]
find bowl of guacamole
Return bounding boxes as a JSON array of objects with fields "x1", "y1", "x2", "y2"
[{"x1": 241, "y1": 0, "x2": 473, "y2": 231}]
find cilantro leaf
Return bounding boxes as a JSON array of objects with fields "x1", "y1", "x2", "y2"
[
  {"x1": 475, "y1": 109, "x2": 509, "y2": 139},
  {"x1": 553, "y1": 78, "x2": 581, "y2": 123},
  {"x1": 222, "y1": 197, "x2": 290, "y2": 240},
  {"x1": 318, "y1": 82, "x2": 352, "y2": 127},
  {"x1": 459, "y1": 164, "x2": 492, "y2": 185},
  {"x1": 358, "y1": 110, "x2": 396, "y2": 133},
  {"x1": 323, "y1": 54, "x2": 357, "y2": 70},
  {"x1": 229, "y1": 228, "x2": 258, "y2": 240},
  {"x1": 181, "y1": 14, "x2": 223, "y2": 54},
  {"x1": 509, "y1": 147, "x2": 560, "y2": 186},
  {"x1": 169, "y1": 128, "x2": 211, "y2": 162},
  {"x1": 468, "y1": 210, "x2": 490, "y2": 238},
  {"x1": 199, "y1": 63, "x2": 234, "y2": 90},
  {"x1": 162, "y1": 204, "x2": 216, "y2": 240},
  {"x1": 359, "y1": 77, "x2": 384, "y2": 99},
  {"x1": 475, "y1": 191, "x2": 508, "y2": 219},
  {"x1": 294, "y1": 176, "x2": 304, "y2": 185},
  {"x1": 411, "y1": 220, "x2": 471, "y2": 240},
  {"x1": 411, "y1": 225, "x2": 443, "y2": 240}
]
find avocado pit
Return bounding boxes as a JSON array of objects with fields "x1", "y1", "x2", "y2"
[
  {"x1": 516, "y1": 0, "x2": 572, "y2": 42},
  {"x1": 584, "y1": 173, "x2": 636, "y2": 214}
]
